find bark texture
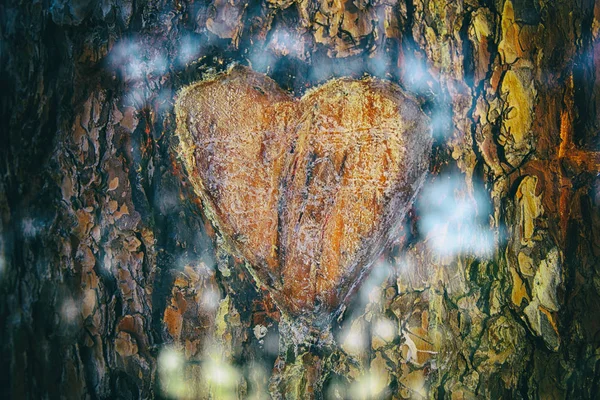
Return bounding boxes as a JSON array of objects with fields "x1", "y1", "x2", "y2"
[{"x1": 1, "y1": 0, "x2": 599, "y2": 399}]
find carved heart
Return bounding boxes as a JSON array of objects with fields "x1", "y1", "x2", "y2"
[{"x1": 175, "y1": 66, "x2": 432, "y2": 326}]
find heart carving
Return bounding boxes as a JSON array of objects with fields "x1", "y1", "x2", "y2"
[{"x1": 175, "y1": 66, "x2": 432, "y2": 326}]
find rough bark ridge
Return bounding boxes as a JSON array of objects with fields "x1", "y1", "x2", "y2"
[{"x1": 1, "y1": 0, "x2": 599, "y2": 399}]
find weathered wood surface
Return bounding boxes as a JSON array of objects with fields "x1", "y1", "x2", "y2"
[
  {"x1": 174, "y1": 66, "x2": 432, "y2": 325},
  {"x1": 1, "y1": 0, "x2": 599, "y2": 398}
]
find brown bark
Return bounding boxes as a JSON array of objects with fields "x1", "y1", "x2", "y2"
[{"x1": 1, "y1": 0, "x2": 599, "y2": 399}]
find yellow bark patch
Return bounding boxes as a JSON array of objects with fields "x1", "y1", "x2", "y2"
[
  {"x1": 498, "y1": 0, "x2": 519, "y2": 64},
  {"x1": 516, "y1": 176, "x2": 543, "y2": 246},
  {"x1": 510, "y1": 267, "x2": 530, "y2": 307},
  {"x1": 501, "y1": 69, "x2": 534, "y2": 146}
]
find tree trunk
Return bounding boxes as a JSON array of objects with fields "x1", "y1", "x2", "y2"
[{"x1": 1, "y1": 0, "x2": 599, "y2": 399}]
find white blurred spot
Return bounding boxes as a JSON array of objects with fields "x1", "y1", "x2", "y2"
[
  {"x1": 368, "y1": 53, "x2": 389, "y2": 78},
  {"x1": 418, "y1": 175, "x2": 495, "y2": 258},
  {"x1": 202, "y1": 346, "x2": 241, "y2": 398},
  {"x1": 395, "y1": 253, "x2": 414, "y2": 274},
  {"x1": 150, "y1": 54, "x2": 168, "y2": 75},
  {"x1": 349, "y1": 372, "x2": 388, "y2": 400},
  {"x1": 109, "y1": 40, "x2": 143, "y2": 81},
  {"x1": 178, "y1": 35, "x2": 204, "y2": 66},
  {"x1": 401, "y1": 54, "x2": 429, "y2": 94},
  {"x1": 248, "y1": 48, "x2": 275, "y2": 73},
  {"x1": 109, "y1": 39, "x2": 170, "y2": 83},
  {"x1": 158, "y1": 347, "x2": 188, "y2": 398},
  {"x1": 326, "y1": 381, "x2": 347, "y2": 399},
  {"x1": 430, "y1": 110, "x2": 452, "y2": 139},
  {"x1": 153, "y1": 88, "x2": 174, "y2": 112},
  {"x1": 308, "y1": 58, "x2": 334, "y2": 82},
  {"x1": 262, "y1": 331, "x2": 280, "y2": 356},
  {"x1": 61, "y1": 298, "x2": 79, "y2": 323},
  {"x1": 268, "y1": 29, "x2": 306, "y2": 59},
  {"x1": 201, "y1": 287, "x2": 222, "y2": 311},
  {"x1": 373, "y1": 318, "x2": 396, "y2": 342},
  {"x1": 124, "y1": 87, "x2": 151, "y2": 109},
  {"x1": 245, "y1": 362, "x2": 270, "y2": 400},
  {"x1": 342, "y1": 326, "x2": 366, "y2": 356},
  {"x1": 205, "y1": 358, "x2": 239, "y2": 388},
  {"x1": 22, "y1": 218, "x2": 41, "y2": 238},
  {"x1": 159, "y1": 347, "x2": 184, "y2": 372},
  {"x1": 358, "y1": 259, "x2": 391, "y2": 305}
]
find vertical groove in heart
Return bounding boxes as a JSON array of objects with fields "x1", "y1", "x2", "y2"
[{"x1": 175, "y1": 65, "x2": 432, "y2": 324}]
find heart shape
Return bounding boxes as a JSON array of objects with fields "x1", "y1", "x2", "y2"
[{"x1": 175, "y1": 66, "x2": 432, "y2": 326}]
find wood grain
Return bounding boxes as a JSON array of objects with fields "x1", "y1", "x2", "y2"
[{"x1": 176, "y1": 66, "x2": 432, "y2": 322}]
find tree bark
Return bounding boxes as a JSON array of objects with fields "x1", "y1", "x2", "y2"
[{"x1": 1, "y1": 0, "x2": 599, "y2": 399}]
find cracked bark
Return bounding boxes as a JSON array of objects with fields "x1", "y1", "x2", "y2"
[{"x1": 1, "y1": 0, "x2": 599, "y2": 398}]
